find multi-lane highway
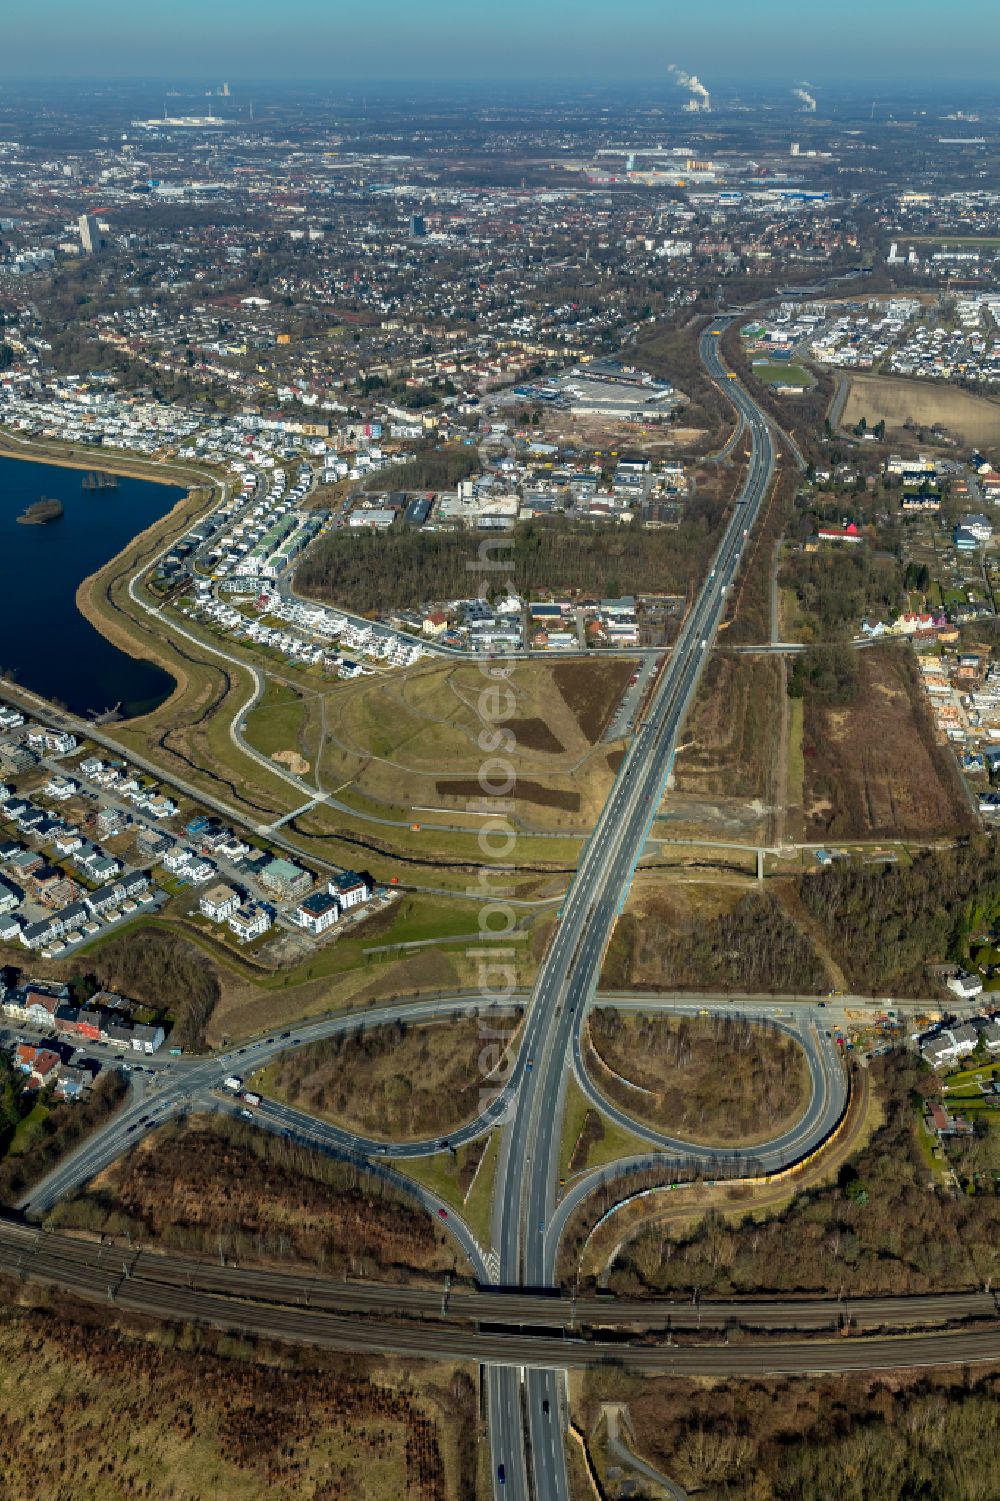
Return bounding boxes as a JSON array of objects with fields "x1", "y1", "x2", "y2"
[
  {"x1": 487, "y1": 319, "x2": 786, "y2": 1500},
  {"x1": 12, "y1": 319, "x2": 968, "y2": 1493}
]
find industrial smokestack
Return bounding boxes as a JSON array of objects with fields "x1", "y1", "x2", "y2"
[
  {"x1": 669, "y1": 64, "x2": 711, "y2": 113},
  {"x1": 792, "y1": 85, "x2": 817, "y2": 112}
]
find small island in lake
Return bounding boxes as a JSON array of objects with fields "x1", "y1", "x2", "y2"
[{"x1": 17, "y1": 497, "x2": 64, "y2": 525}]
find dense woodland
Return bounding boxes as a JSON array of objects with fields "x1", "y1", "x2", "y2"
[
  {"x1": 587, "y1": 1010, "x2": 807, "y2": 1143},
  {"x1": 780, "y1": 545, "x2": 904, "y2": 639},
  {"x1": 585, "y1": 1365, "x2": 1000, "y2": 1501},
  {"x1": 609, "y1": 1054, "x2": 1000, "y2": 1298},
  {"x1": 363, "y1": 446, "x2": 479, "y2": 492},
  {"x1": 51, "y1": 1114, "x2": 456, "y2": 1281},
  {"x1": 788, "y1": 642, "x2": 860, "y2": 703},
  {"x1": 601, "y1": 892, "x2": 829, "y2": 995},
  {"x1": 87, "y1": 928, "x2": 220, "y2": 1049},
  {"x1": 296, "y1": 506, "x2": 727, "y2": 614},
  {"x1": 0, "y1": 1070, "x2": 126, "y2": 1208},
  {"x1": 267, "y1": 1015, "x2": 518, "y2": 1140},
  {"x1": 801, "y1": 837, "x2": 1000, "y2": 993}
]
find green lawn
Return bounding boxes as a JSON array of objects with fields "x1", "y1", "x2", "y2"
[
  {"x1": 753, "y1": 362, "x2": 811, "y2": 387},
  {"x1": 361, "y1": 894, "x2": 487, "y2": 949},
  {"x1": 243, "y1": 680, "x2": 309, "y2": 760},
  {"x1": 557, "y1": 1075, "x2": 652, "y2": 1183},
  {"x1": 945, "y1": 1060, "x2": 1000, "y2": 1090},
  {"x1": 787, "y1": 696, "x2": 805, "y2": 808},
  {"x1": 9, "y1": 1100, "x2": 51, "y2": 1156},
  {"x1": 73, "y1": 891, "x2": 493, "y2": 995},
  {"x1": 396, "y1": 1130, "x2": 500, "y2": 1248}
]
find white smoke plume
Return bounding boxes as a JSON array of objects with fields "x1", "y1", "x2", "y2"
[
  {"x1": 793, "y1": 85, "x2": 817, "y2": 112},
  {"x1": 669, "y1": 63, "x2": 711, "y2": 112}
]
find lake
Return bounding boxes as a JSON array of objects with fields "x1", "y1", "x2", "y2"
[{"x1": 0, "y1": 454, "x2": 180, "y2": 719}]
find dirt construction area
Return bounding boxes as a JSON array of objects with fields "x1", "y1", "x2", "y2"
[
  {"x1": 841, "y1": 373, "x2": 1000, "y2": 449},
  {"x1": 672, "y1": 653, "x2": 783, "y2": 803},
  {"x1": 801, "y1": 644, "x2": 978, "y2": 840}
]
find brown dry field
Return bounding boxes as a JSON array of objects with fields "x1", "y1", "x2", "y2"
[
  {"x1": 551, "y1": 658, "x2": 638, "y2": 740},
  {"x1": 802, "y1": 645, "x2": 977, "y2": 840},
  {"x1": 585, "y1": 1009, "x2": 810, "y2": 1147},
  {"x1": 842, "y1": 372, "x2": 1000, "y2": 448},
  {"x1": 435, "y1": 776, "x2": 581, "y2": 811},
  {"x1": 0, "y1": 1277, "x2": 476, "y2": 1501}
]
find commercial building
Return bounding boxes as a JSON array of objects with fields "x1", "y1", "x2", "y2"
[{"x1": 78, "y1": 214, "x2": 104, "y2": 254}]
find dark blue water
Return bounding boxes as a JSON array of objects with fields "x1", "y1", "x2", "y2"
[{"x1": 0, "y1": 455, "x2": 180, "y2": 718}]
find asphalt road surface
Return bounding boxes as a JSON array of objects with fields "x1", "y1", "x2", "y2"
[{"x1": 489, "y1": 319, "x2": 785, "y2": 1501}]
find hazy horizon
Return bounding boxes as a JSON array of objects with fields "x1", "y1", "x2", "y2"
[{"x1": 4, "y1": 0, "x2": 999, "y2": 87}]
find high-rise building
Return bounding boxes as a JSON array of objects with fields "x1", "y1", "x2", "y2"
[
  {"x1": 409, "y1": 214, "x2": 426, "y2": 239},
  {"x1": 78, "y1": 213, "x2": 103, "y2": 254}
]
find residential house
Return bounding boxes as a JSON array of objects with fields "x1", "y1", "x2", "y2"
[
  {"x1": 920, "y1": 1021, "x2": 980, "y2": 1068},
  {"x1": 228, "y1": 902, "x2": 272, "y2": 943},
  {"x1": 15, "y1": 1044, "x2": 61, "y2": 1088},
  {"x1": 259, "y1": 857, "x2": 312, "y2": 900},
  {"x1": 293, "y1": 889, "x2": 341, "y2": 935},
  {"x1": 200, "y1": 882, "x2": 241, "y2": 922},
  {"x1": 55, "y1": 1065, "x2": 93, "y2": 1102},
  {"x1": 947, "y1": 972, "x2": 984, "y2": 1000},
  {"x1": 927, "y1": 1100, "x2": 974, "y2": 1138},
  {"x1": 328, "y1": 870, "x2": 374, "y2": 911}
]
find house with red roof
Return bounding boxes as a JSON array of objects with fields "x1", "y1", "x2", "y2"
[{"x1": 816, "y1": 522, "x2": 862, "y2": 544}]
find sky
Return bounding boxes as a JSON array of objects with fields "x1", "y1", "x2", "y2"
[{"x1": 2, "y1": 0, "x2": 999, "y2": 86}]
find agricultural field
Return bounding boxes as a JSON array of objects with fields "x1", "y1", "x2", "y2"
[
  {"x1": 49, "y1": 1114, "x2": 464, "y2": 1282},
  {"x1": 841, "y1": 372, "x2": 1000, "y2": 448},
  {"x1": 0, "y1": 1279, "x2": 477, "y2": 1501},
  {"x1": 254, "y1": 1012, "x2": 522, "y2": 1142},
  {"x1": 584, "y1": 1009, "x2": 810, "y2": 1147},
  {"x1": 800, "y1": 645, "x2": 977, "y2": 841}
]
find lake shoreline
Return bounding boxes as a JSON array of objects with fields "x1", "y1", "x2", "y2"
[
  {"x1": 0, "y1": 429, "x2": 214, "y2": 487},
  {"x1": 0, "y1": 450, "x2": 193, "y2": 718}
]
